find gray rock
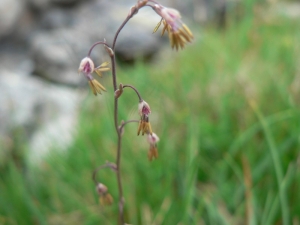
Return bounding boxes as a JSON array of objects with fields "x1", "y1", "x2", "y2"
[
  {"x1": 73, "y1": 0, "x2": 164, "y2": 59},
  {"x1": 273, "y1": 2, "x2": 300, "y2": 19},
  {"x1": 27, "y1": 81, "x2": 82, "y2": 163},
  {"x1": 39, "y1": 7, "x2": 75, "y2": 30},
  {"x1": 28, "y1": 0, "x2": 50, "y2": 11},
  {"x1": 30, "y1": 0, "x2": 163, "y2": 85},
  {"x1": 28, "y1": 0, "x2": 83, "y2": 11},
  {"x1": 0, "y1": 66, "x2": 82, "y2": 163},
  {"x1": 30, "y1": 29, "x2": 97, "y2": 86},
  {"x1": 100, "y1": 2, "x2": 163, "y2": 61},
  {"x1": 51, "y1": 0, "x2": 82, "y2": 6},
  {"x1": 0, "y1": 0, "x2": 25, "y2": 39}
]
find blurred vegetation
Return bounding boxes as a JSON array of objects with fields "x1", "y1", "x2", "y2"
[{"x1": 1, "y1": 1, "x2": 300, "y2": 224}]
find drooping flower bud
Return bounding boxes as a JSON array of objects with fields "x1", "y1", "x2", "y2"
[
  {"x1": 96, "y1": 183, "x2": 108, "y2": 195},
  {"x1": 78, "y1": 57, "x2": 109, "y2": 96},
  {"x1": 147, "y1": 133, "x2": 159, "y2": 161},
  {"x1": 137, "y1": 100, "x2": 152, "y2": 135},
  {"x1": 154, "y1": 5, "x2": 182, "y2": 32},
  {"x1": 152, "y1": 4, "x2": 194, "y2": 50},
  {"x1": 78, "y1": 57, "x2": 95, "y2": 81},
  {"x1": 138, "y1": 100, "x2": 151, "y2": 117},
  {"x1": 147, "y1": 132, "x2": 160, "y2": 145},
  {"x1": 96, "y1": 183, "x2": 113, "y2": 205}
]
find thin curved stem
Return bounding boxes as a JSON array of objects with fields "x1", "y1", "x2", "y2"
[
  {"x1": 147, "y1": 0, "x2": 159, "y2": 4},
  {"x1": 119, "y1": 120, "x2": 139, "y2": 132},
  {"x1": 116, "y1": 134, "x2": 124, "y2": 225},
  {"x1": 123, "y1": 84, "x2": 143, "y2": 102},
  {"x1": 112, "y1": 9, "x2": 138, "y2": 50},
  {"x1": 109, "y1": 3, "x2": 149, "y2": 224},
  {"x1": 92, "y1": 162, "x2": 117, "y2": 185},
  {"x1": 110, "y1": 55, "x2": 118, "y2": 92},
  {"x1": 87, "y1": 41, "x2": 109, "y2": 57}
]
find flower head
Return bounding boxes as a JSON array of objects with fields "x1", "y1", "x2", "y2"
[
  {"x1": 147, "y1": 133, "x2": 159, "y2": 161},
  {"x1": 96, "y1": 183, "x2": 113, "y2": 205},
  {"x1": 137, "y1": 101, "x2": 152, "y2": 136},
  {"x1": 153, "y1": 4, "x2": 193, "y2": 50},
  {"x1": 138, "y1": 100, "x2": 151, "y2": 117},
  {"x1": 154, "y1": 6, "x2": 182, "y2": 31},
  {"x1": 78, "y1": 57, "x2": 110, "y2": 96},
  {"x1": 78, "y1": 57, "x2": 95, "y2": 80}
]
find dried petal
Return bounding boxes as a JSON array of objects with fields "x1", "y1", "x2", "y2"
[{"x1": 89, "y1": 79, "x2": 106, "y2": 96}]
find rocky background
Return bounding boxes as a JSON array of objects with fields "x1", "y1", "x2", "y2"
[{"x1": 0, "y1": 0, "x2": 255, "y2": 162}]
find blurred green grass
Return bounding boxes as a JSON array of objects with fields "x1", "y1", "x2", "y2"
[{"x1": 1, "y1": 3, "x2": 300, "y2": 225}]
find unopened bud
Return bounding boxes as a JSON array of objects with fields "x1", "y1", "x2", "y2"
[
  {"x1": 114, "y1": 84, "x2": 124, "y2": 98},
  {"x1": 129, "y1": 6, "x2": 138, "y2": 16},
  {"x1": 115, "y1": 89, "x2": 122, "y2": 98},
  {"x1": 137, "y1": 0, "x2": 147, "y2": 8},
  {"x1": 78, "y1": 57, "x2": 94, "y2": 74},
  {"x1": 147, "y1": 133, "x2": 160, "y2": 145},
  {"x1": 96, "y1": 183, "x2": 108, "y2": 195},
  {"x1": 109, "y1": 162, "x2": 118, "y2": 172},
  {"x1": 104, "y1": 45, "x2": 114, "y2": 57},
  {"x1": 138, "y1": 100, "x2": 151, "y2": 117}
]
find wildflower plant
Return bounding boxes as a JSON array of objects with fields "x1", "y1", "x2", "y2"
[{"x1": 78, "y1": 0, "x2": 193, "y2": 224}]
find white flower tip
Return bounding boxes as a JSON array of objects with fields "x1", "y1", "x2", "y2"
[
  {"x1": 96, "y1": 183, "x2": 108, "y2": 195},
  {"x1": 78, "y1": 57, "x2": 95, "y2": 73},
  {"x1": 147, "y1": 133, "x2": 159, "y2": 144},
  {"x1": 138, "y1": 100, "x2": 151, "y2": 116}
]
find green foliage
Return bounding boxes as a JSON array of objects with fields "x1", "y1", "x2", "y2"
[{"x1": 1, "y1": 5, "x2": 300, "y2": 225}]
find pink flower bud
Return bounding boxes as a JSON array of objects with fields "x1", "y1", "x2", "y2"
[
  {"x1": 96, "y1": 183, "x2": 108, "y2": 195},
  {"x1": 78, "y1": 57, "x2": 95, "y2": 81},
  {"x1": 138, "y1": 100, "x2": 151, "y2": 117},
  {"x1": 154, "y1": 5, "x2": 182, "y2": 31},
  {"x1": 147, "y1": 133, "x2": 159, "y2": 161},
  {"x1": 147, "y1": 133, "x2": 159, "y2": 145}
]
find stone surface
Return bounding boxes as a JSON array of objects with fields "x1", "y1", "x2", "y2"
[
  {"x1": 0, "y1": 0, "x2": 25, "y2": 39},
  {"x1": 28, "y1": 0, "x2": 83, "y2": 11},
  {"x1": 30, "y1": 1, "x2": 164, "y2": 85},
  {"x1": 30, "y1": 29, "x2": 92, "y2": 86},
  {"x1": 0, "y1": 57, "x2": 82, "y2": 162},
  {"x1": 273, "y1": 2, "x2": 300, "y2": 19},
  {"x1": 0, "y1": 0, "x2": 244, "y2": 163},
  {"x1": 28, "y1": 0, "x2": 50, "y2": 11}
]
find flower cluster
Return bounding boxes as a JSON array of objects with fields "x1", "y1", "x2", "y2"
[
  {"x1": 80, "y1": 1, "x2": 192, "y2": 223},
  {"x1": 152, "y1": 4, "x2": 194, "y2": 50},
  {"x1": 78, "y1": 57, "x2": 110, "y2": 95},
  {"x1": 136, "y1": 100, "x2": 160, "y2": 161}
]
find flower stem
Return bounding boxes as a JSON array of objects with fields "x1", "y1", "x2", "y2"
[
  {"x1": 112, "y1": 10, "x2": 137, "y2": 50},
  {"x1": 92, "y1": 162, "x2": 117, "y2": 185},
  {"x1": 119, "y1": 119, "x2": 139, "y2": 132},
  {"x1": 109, "y1": 4, "x2": 146, "y2": 224},
  {"x1": 123, "y1": 84, "x2": 143, "y2": 102},
  {"x1": 87, "y1": 41, "x2": 108, "y2": 57},
  {"x1": 116, "y1": 134, "x2": 124, "y2": 225}
]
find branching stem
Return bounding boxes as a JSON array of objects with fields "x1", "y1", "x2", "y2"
[
  {"x1": 92, "y1": 162, "x2": 117, "y2": 185},
  {"x1": 90, "y1": 3, "x2": 149, "y2": 225},
  {"x1": 110, "y1": 5, "x2": 143, "y2": 225},
  {"x1": 119, "y1": 120, "x2": 140, "y2": 133}
]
